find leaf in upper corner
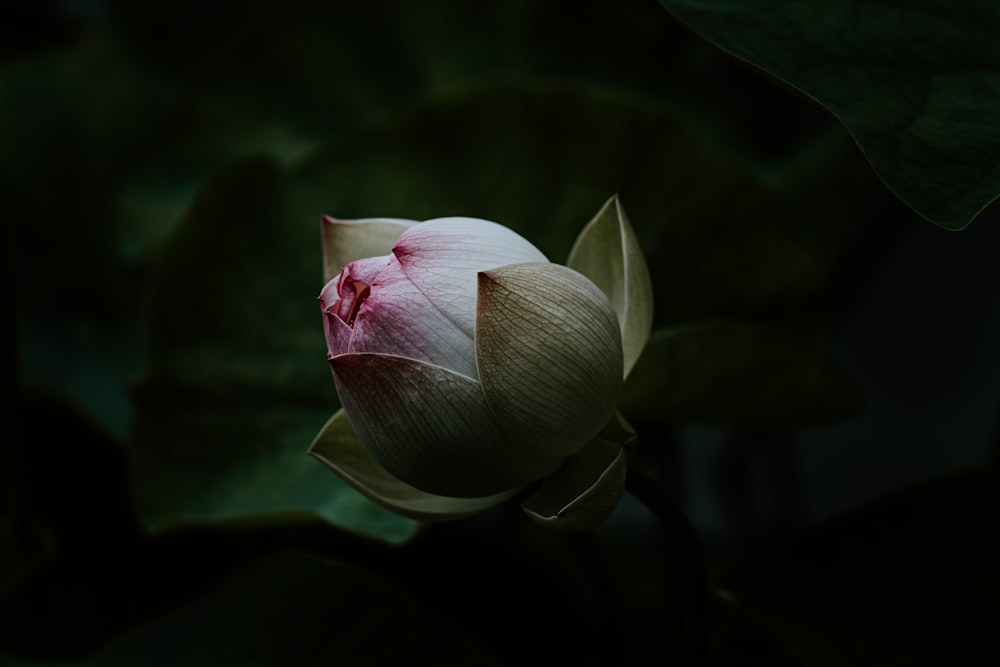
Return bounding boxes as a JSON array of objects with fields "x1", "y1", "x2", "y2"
[{"x1": 659, "y1": 0, "x2": 1000, "y2": 229}]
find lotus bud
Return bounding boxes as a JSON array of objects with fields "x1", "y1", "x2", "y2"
[{"x1": 310, "y1": 196, "x2": 653, "y2": 531}]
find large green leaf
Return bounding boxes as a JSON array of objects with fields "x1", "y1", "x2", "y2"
[
  {"x1": 0, "y1": 550, "x2": 502, "y2": 667},
  {"x1": 660, "y1": 0, "x2": 1000, "y2": 229},
  {"x1": 621, "y1": 322, "x2": 863, "y2": 427}
]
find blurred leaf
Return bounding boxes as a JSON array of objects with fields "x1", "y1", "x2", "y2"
[
  {"x1": 0, "y1": 34, "x2": 312, "y2": 437},
  {"x1": 0, "y1": 550, "x2": 502, "y2": 667},
  {"x1": 620, "y1": 322, "x2": 863, "y2": 427},
  {"x1": 0, "y1": 34, "x2": 314, "y2": 276},
  {"x1": 659, "y1": 0, "x2": 1000, "y2": 230},
  {"x1": 0, "y1": 36, "x2": 148, "y2": 326},
  {"x1": 726, "y1": 468, "x2": 1000, "y2": 665},
  {"x1": 130, "y1": 156, "x2": 417, "y2": 543}
]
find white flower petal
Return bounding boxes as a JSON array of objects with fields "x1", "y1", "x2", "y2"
[
  {"x1": 393, "y1": 218, "x2": 548, "y2": 337},
  {"x1": 348, "y1": 256, "x2": 477, "y2": 378},
  {"x1": 476, "y1": 262, "x2": 623, "y2": 458},
  {"x1": 331, "y1": 352, "x2": 563, "y2": 497},
  {"x1": 309, "y1": 410, "x2": 518, "y2": 522}
]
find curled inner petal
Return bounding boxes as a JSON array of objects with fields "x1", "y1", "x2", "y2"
[
  {"x1": 339, "y1": 278, "x2": 370, "y2": 326},
  {"x1": 327, "y1": 255, "x2": 391, "y2": 327}
]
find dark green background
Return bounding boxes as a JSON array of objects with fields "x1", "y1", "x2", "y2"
[{"x1": 2, "y1": 1, "x2": 998, "y2": 664}]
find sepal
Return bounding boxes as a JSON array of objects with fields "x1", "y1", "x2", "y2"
[{"x1": 520, "y1": 412, "x2": 635, "y2": 531}]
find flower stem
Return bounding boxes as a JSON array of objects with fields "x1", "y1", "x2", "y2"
[{"x1": 625, "y1": 465, "x2": 710, "y2": 665}]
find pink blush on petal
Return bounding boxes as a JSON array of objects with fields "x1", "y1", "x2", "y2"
[{"x1": 348, "y1": 257, "x2": 479, "y2": 377}]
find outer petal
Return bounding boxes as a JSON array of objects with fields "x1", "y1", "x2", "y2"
[
  {"x1": 521, "y1": 412, "x2": 635, "y2": 532},
  {"x1": 349, "y1": 256, "x2": 477, "y2": 378},
  {"x1": 567, "y1": 195, "x2": 654, "y2": 379},
  {"x1": 331, "y1": 352, "x2": 564, "y2": 497},
  {"x1": 393, "y1": 218, "x2": 549, "y2": 338},
  {"x1": 322, "y1": 216, "x2": 417, "y2": 283},
  {"x1": 476, "y1": 262, "x2": 623, "y2": 459},
  {"x1": 309, "y1": 410, "x2": 517, "y2": 522}
]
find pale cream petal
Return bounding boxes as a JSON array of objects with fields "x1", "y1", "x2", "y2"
[
  {"x1": 567, "y1": 195, "x2": 654, "y2": 379},
  {"x1": 476, "y1": 262, "x2": 623, "y2": 458},
  {"x1": 321, "y1": 216, "x2": 417, "y2": 283}
]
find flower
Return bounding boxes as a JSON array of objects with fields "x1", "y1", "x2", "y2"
[{"x1": 310, "y1": 196, "x2": 653, "y2": 531}]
